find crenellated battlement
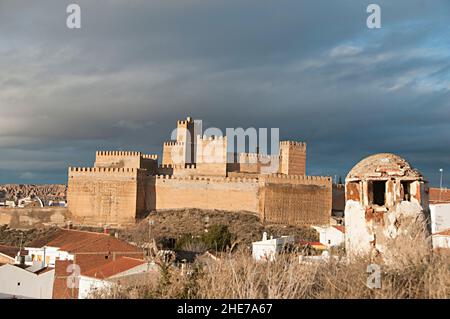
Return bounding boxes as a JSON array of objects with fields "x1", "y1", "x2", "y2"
[
  {"x1": 142, "y1": 154, "x2": 158, "y2": 160},
  {"x1": 265, "y1": 173, "x2": 331, "y2": 181},
  {"x1": 198, "y1": 135, "x2": 227, "y2": 141},
  {"x1": 177, "y1": 117, "x2": 193, "y2": 126},
  {"x1": 279, "y1": 141, "x2": 306, "y2": 148},
  {"x1": 69, "y1": 166, "x2": 142, "y2": 173},
  {"x1": 238, "y1": 152, "x2": 280, "y2": 160},
  {"x1": 96, "y1": 151, "x2": 142, "y2": 156},
  {"x1": 163, "y1": 141, "x2": 185, "y2": 146},
  {"x1": 151, "y1": 174, "x2": 259, "y2": 183}
]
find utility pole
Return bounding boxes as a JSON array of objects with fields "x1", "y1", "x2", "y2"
[{"x1": 148, "y1": 219, "x2": 154, "y2": 242}]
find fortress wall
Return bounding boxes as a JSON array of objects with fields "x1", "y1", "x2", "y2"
[
  {"x1": 94, "y1": 151, "x2": 142, "y2": 168},
  {"x1": 260, "y1": 174, "x2": 332, "y2": 226},
  {"x1": 67, "y1": 168, "x2": 144, "y2": 226},
  {"x1": 146, "y1": 176, "x2": 260, "y2": 213},
  {"x1": 195, "y1": 163, "x2": 227, "y2": 176}
]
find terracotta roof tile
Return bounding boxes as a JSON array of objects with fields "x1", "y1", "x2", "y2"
[
  {"x1": 30, "y1": 228, "x2": 142, "y2": 254},
  {"x1": 0, "y1": 245, "x2": 24, "y2": 258},
  {"x1": 434, "y1": 228, "x2": 450, "y2": 236},
  {"x1": 332, "y1": 225, "x2": 346, "y2": 233},
  {"x1": 83, "y1": 257, "x2": 147, "y2": 280},
  {"x1": 429, "y1": 188, "x2": 450, "y2": 203}
]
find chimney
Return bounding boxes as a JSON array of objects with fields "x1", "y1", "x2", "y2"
[{"x1": 262, "y1": 232, "x2": 267, "y2": 241}]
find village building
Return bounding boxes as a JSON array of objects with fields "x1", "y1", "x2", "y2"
[
  {"x1": 0, "y1": 263, "x2": 55, "y2": 299},
  {"x1": 344, "y1": 153, "x2": 430, "y2": 259},
  {"x1": 77, "y1": 257, "x2": 158, "y2": 299},
  {"x1": 314, "y1": 225, "x2": 345, "y2": 248},
  {"x1": 252, "y1": 232, "x2": 294, "y2": 261}
]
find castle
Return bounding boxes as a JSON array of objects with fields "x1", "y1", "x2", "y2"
[{"x1": 67, "y1": 117, "x2": 332, "y2": 227}]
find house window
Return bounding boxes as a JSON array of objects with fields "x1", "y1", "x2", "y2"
[
  {"x1": 370, "y1": 181, "x2": 386, "y2": 206},
  {"x1": 17, "y1": 282, "x2": 21, "y2": 286},
  {"x1": 401, "y1": 181, "x2": 411, "y2": 201}
]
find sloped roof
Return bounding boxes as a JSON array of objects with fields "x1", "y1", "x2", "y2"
[
  {"x1": 429, "y1": 188, "x2": 450, "y2": 203},
  {"x1": 433, "y1": 229, "x2": 450, "y2": 236},
  {"x1": 0, "y1": 245, "x2": 20, "y2": 259},
  {"x1": 82, "y1": 257, "x2": 147, "y2": 279},
  {"x1": 28, "y1": 228, "x2": 141, "y2": 254},
  {"x1": 332, "y1": 225, "x2": 345, "y2": 233},
  {"x1": 347, "y1": 153, "x2": 423, "y2": 181}
]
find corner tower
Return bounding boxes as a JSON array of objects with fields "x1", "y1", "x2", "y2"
[{"x1": 279, "y1": 141, "x2": 306, "y2": 175}]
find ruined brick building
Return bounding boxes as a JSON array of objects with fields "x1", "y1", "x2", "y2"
[
  {"x1": 344, "y1": 153, "x2": 430, "y2": 258},
  {"x1": 67, "y1": 117, "x2": 333, "y2": 227}
]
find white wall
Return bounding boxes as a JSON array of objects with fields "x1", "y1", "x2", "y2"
[
  {"x1": 78, "y1": 276, "x2": 113, "y2": 299},
  {"x1": 430, "y1": 203, "x2": 450, "y2": 234},
  {"x1": 432, "y1": 235, "x2": 450, "y2": 249},
  {"x1": 318, "y1": 227, "x2": 344, "y2": 247},
  {"x1": 252, "y1": 236, "x2": 294, "y2": 261},
  {"x1": 25, "y1": 247, "x2": 72, "y2": 267},
  {"x1": 0, "y1": 264, "x2": 55, "y2": 299}
]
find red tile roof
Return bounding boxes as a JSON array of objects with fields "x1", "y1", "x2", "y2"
[
  {"x1": 429, "y1": 188, "x2": 450, "y2": 203},
  {"x1": 298, "y1": 241, "x2": 326, "y2": 248},
  {"x1": 30, "y1": 228, "x2": 141, "y2": 254},
  {"x1": 332, "y1": 225, "x2": 346, "y2": 233},
  {"x1": 0, "y1": 245, "x2": 23, "y2": 258},
  {"x1": 82, "y1": 257, "x2": 147, "y2": 279},
  {"x1": 434, "y1": 229, "x2": 450, "y2": 236}
]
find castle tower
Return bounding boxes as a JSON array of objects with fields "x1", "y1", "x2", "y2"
[
  {"x1": 196, "y1": 135, "x2": 227, "y2": 176},
  {"x1": 279, "y1": 141, "x2": 306, "y2": 175},
  {"x1": 162, "y1": 116, "x2": 202, "y2": 166}
]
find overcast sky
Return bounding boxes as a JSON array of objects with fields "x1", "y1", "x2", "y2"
[{"x1": 0, "y1": 0, "x2": 449, "y2": 186}]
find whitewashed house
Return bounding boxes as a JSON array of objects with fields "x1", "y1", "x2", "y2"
[
  {"x1": 252, "y1": 233, "x2": 294, "y2": 261},
  {"x1": 314, "y1": 225, "x2": 345, "y2": 248},
  {"x1": 78, "y1": 257, "x2": 157, "y2": 299},
  {"x1": 0, "y1": 264, "x2": 55, "y2": 299}
]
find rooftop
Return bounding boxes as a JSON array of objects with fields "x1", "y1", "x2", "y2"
[
  {"x1": 429, "y1": 188, "x2": 450, "y2": 203},
  {"x1": 27, "y1": 228, "x2": 141, "y2": 254},
  {"x1": 82, "y1": 257, "x2": 147, "y2": 279},
  {"x1": 347, "y1": 153, "x2": 423, "y2": 181}
]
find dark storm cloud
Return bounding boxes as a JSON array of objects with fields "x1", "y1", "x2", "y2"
[{"x1": 0, "y1": 0, "x2": 449, "y2": 185}]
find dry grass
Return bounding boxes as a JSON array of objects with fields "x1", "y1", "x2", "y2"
[
  {"x1": 91, "y1": 220, "x2": 449, "y2": 299},
  {"x1": 92, "y1": 247, "x2": 449, "y2": 299}
]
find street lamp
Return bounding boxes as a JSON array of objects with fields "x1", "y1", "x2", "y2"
[{"x1": 439, "y1": 168, "x2": 443, "y2": 189}]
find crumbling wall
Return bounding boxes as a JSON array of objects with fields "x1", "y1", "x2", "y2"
[{"x1": 344, "y1": 153, "x2": 430, "y2": 260}]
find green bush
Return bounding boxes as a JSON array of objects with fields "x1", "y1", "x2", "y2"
[
  {"x1": 202, "y1": 224, "x2": 232, "y2": 251},
  {"x1": 175, "y1": 224, "x2": 232, "y2": 252}
]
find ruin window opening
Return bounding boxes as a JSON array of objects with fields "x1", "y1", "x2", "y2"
[
  {"x1": 401, "y1": 181, "x2": 411, "y2": 201},
  {"x1": 370, "y1": 181, "x2": 386, "y2": 206}
]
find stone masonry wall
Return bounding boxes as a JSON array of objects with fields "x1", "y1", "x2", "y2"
[
  {"x1": 260, "y1": 175, "x2": 332, "y2": 226},
  {"x1": 67, "y1": 168, "x2": 146, "y2": 226}
]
